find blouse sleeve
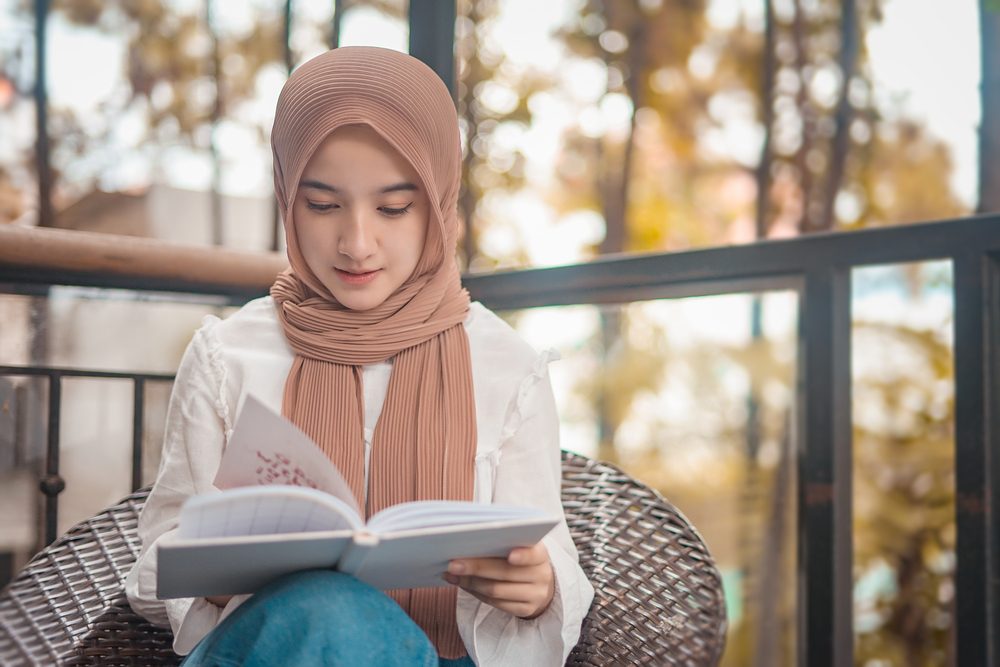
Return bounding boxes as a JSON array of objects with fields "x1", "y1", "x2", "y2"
[
  {"x1": 123, "y1": 318, "x2": 235, "y2": 655},
  {"x1": 457, "y1": 354, "x2": 595, "y2": 666}
]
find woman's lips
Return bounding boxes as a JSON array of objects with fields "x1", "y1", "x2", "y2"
[{"x1": 335, "y1": 268, "x2": 381, "y2": 285}]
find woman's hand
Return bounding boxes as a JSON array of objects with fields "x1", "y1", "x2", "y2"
[
  {"x1": 443, "y1": 541, "x2": 554, "y2": 619},
  {"x1": 206, "y1": 594, "x2": 233, "y2": 608}
]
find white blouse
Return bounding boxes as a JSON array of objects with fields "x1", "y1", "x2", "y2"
[{"x1": 124, "y1": 297, "x2": 594, "y2": 666}]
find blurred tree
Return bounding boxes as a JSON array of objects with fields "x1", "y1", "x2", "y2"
[
  {"x1": 13, "y1": 0, "x2": 289, "y2": 234},
  {"x1": 455, "y1": 0, "x2": 572, "y2": 271},
  {"x1": 556, "y1": 0, "x2": 709, "y2": 254},
  {"x1": 455, "y1": 0, "x2": 549, "y2": 270},
  {"x1": 554, "y1": 0, "x2": 710, "y2": 463}
]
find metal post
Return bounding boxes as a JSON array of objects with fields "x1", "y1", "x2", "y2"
[
  {"x1": 132, "y1": 378, "x2": 145, "y2": 491},
  {"x1": 952, "y1": 251, "x2": 997, "y2": 665},
  {"x1": 407, "y1": 0, "x2": 456, "y2": 98},
  {"x1": 272, "y1": 0, "x2": 295, "y2": 253},
  {"x1": 41, "y1": 372, "x2": 63, "y2": 545},
  {"x1": 331, "y1": 0, "x2": 343, "y2": 49},
  {"x1": 33, "y1": 0, "x2": 53, "y2": 229},
  {"x1": 797, "y1": 268, "x2": 853, "y2": 666}
]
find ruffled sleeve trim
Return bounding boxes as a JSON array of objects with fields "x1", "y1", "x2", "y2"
[
  {"x1": 499, "y1": 348, "x2": 560, "y2": 444},
  {"x1": 196, "y1": 314, "x2": 233, "y2": 441}
]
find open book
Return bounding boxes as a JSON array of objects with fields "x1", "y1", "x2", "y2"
[{"x1": 156, "y1": 395, "x2": 558, "y2": 599}]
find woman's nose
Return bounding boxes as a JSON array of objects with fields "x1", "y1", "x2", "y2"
[{"x1": 337, "y1": 211, "x2": 376, "y2": 261}]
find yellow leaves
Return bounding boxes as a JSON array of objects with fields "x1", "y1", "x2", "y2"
[
  {"x1": 853, "y1": 120, "x2": 968, "y2": 227},
  {"x1": 850, "y1": 318, "x2": 956, "y2": 661},
  {"x1": 591, "y1": 343, "x2": 666, "y2": 427}
]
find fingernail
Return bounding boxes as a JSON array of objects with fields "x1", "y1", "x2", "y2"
[{"x1": 448, "y1": 562, "x2": 465, "y2": 575}]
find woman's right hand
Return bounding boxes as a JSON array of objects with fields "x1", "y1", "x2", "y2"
[{"x1": 206, "y1": 595, "x2": 233, "y2": 608}]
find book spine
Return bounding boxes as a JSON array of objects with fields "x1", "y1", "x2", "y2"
[{"x1": 338, "y1": 530, "x2": 380, "y2": 577}]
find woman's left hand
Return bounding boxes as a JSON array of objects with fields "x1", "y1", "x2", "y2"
[{"x1": 443, "y1": 541, "x2": 555, "y2": 619}]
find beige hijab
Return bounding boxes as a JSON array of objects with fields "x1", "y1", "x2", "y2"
[{"x1": 269, "y1": 46, "x2": 475, "y2": 659}]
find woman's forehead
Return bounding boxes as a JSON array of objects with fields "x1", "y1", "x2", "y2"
[{"x1": 299, "y1": 126, "x2": 423, "y2": 190}]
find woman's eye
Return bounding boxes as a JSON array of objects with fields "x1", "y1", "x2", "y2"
[
  {"x1": 379, "y1": 203, "x2": 413, "y2": 217},
  {"x1": 306, "y1": 201, "x2": 338, "y2": 212}
]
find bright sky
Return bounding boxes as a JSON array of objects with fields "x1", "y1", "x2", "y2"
[{"x1": 867, "y1": 0, "x2": 981, "y2": 207}]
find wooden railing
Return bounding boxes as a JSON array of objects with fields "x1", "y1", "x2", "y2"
[{"x1": 0, "y1": 225, "x2": 287, "y2": 303}]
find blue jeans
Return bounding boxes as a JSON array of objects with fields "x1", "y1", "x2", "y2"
[{"x1": 181, "y1": 571, "x2": 475, "y2": 667}]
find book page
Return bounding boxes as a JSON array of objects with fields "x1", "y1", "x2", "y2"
[
  {"x1": 177, "y1": 486, "x2": 362, "y2": 539},
  {"x1": 214, "y1": 394, "x2": 361, "y2": 516},
  {"x1": 367, "y1": 500, "x2": 550, "y2": 534}
]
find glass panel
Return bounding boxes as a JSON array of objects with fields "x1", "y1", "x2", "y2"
[
  {"x1": 504, "y1": 290, "x2": 799, "y2": 666},
  {"x1": 0, "y1": 293, "x2": 47, "y2": 366},
  {"x1": 0, "y1": 289, "x2": 238, "y2": 374},
  {"x1": 58, "y1": 377, "x2": 134, "y2": 533},
  {"x1": 852, "y1": 261, "x2": 955, "y2": 665},
  {"x1": 44, "y1": 287, "x2": 237, "y2": 373},
  {"x1": 0, "y1": 374, "x2": 45, "y2": 586},
  {"x1": 141, "y1": 379, "x2": 174, "y2": 488}
]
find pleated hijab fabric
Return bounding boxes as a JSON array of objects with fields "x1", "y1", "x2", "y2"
[{"x1": 268, "y1": 46, "x2": 475, "y2": 659}]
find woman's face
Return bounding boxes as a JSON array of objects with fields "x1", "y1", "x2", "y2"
[{"x1": 292, "y1": 124, "x2": 429, "y2": 311}]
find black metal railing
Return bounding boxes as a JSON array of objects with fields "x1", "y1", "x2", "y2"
[
  {"x1": 2, "y1": 214, "x2": 999, "y2": 666},
  {"x1": 0, "y1": 366, "x2": 174, "y2": 545}
]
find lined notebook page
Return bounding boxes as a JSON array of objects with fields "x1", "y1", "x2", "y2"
[{"x1": 177, "y1": 486, "x2": 361, "y2": 539}]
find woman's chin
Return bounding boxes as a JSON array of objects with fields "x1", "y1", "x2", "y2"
[{"x1": 330, "y1": 288, "x2": 388, "y2": 312}]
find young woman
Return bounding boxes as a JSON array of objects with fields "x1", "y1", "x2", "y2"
[{"x1": 125, "y1": 46, "x2": 593, "y2": 666}]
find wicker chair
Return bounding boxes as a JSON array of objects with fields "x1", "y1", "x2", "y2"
[{"x1": 0, "y1": 452, "x2": 727, "y2": 666}]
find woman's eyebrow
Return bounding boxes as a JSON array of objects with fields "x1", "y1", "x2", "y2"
[
  {"x1": 300, "y1": 179, "x2": 339, "y2": 194},
  {"x1": 379, "y1": 182, "x2": 418, "y2": 194},
  {"x1": 298, "y1": 180, "x2": 418, "y2": 195}
]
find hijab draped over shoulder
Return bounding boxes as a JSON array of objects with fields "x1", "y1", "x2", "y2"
[{"x1": 269, "y1": 46, "x2": 474, "y2": 659}]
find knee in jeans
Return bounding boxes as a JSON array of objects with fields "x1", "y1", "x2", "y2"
[{"x1": 258, "y1": 570, "x2": 392, "y2": 626}]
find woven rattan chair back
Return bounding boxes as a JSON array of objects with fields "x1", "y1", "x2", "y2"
[
  {"x1": 0, "y1": 451, "x2": 726, "y2": 666},
  {"x1": 560, "y1": 452, "x2": 726, "y2": 665},
  {"x1": 0, "y1": 489, "x2": 176, "y2": 666}
]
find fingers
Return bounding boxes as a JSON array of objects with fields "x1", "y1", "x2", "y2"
[
  {"x1": 458, "y1": 585, "x2": 546, "y2": 619},
  {"x1": 507, "y1": 543, "x2": 549, "y2": 567},
  {"x1": 443, "y1": 542, "x2": 555, "y2": 618},
  {"x1": 447, "y1": 541, "x2": 550, "y2": 581},
  {"x1": 443, "y1": 574, "x2": 537, "y2": 603},
  {"x1": 447, "y1": 557, "x2": 537, "y2": 583}
]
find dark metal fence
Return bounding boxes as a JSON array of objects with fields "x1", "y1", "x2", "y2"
[
  {"x1": 0, "y1": 366, "x2": 174, "y2": 546},
  {"x1": 2, "y1": 217, "x2": 999, "y2": 666},
  {"x1": 462, "y1": 215, "x2": 1000, "y2": 667}
]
